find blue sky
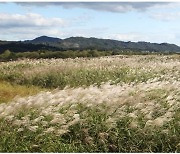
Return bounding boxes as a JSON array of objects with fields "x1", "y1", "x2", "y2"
[{"x1": 0, "y1": 2, "x2": 180, "y2": 45}]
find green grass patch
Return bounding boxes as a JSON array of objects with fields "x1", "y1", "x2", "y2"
[
  {"x1": 0, "y1": 105, "x2": 179, "y2": 152},
  {"x1": 0, "y1": 67, "x2": 158, "y2": 89}
]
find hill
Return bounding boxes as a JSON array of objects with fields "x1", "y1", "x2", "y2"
[{"x1": 0, "y1": 36, "x2": 180, "y2": 53}]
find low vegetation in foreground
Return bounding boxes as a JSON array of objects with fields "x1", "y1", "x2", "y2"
[{"x1": 0, "y1": 55, "x2": 179, "y2": 152}]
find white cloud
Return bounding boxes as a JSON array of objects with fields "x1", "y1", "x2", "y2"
[
  {"x1": 151, "y1": 2, "x2": 180, "y2": 10},
  {"x1": 0, "y1": 27, "x2": 63, "y2": 41},
  {"x1": 58, "y1": 27, "x2": 109, "y2": 39},
  {"x1": 0, "y1": 13, "x2": 66, "y2": 40},
  {"x1": 0, "y1": 13, "x2": 65, "y2": 28},
  {"x1": 0, "y1": 12, "x2": 96, "y2": 40},
  {"x1": 108, "y1": 33, "x2": 177, "y2": 44},
  {"x1": 150, "y1": 12, "x2": 180, "y2": 21},
  {"x1": 109, "y1": 33, "x2": 145, "y2": 42}
]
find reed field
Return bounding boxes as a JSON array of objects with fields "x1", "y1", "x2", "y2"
[{"x1": 0, "y1": 55, "x2": 179, "y2": 152}]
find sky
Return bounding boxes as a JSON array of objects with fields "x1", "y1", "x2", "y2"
[{"x1": 0, "y1": 2, "x2": 180, "y2": 45}]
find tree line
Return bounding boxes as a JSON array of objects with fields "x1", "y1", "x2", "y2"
[{"x1": 0, "y1": 49, "x2": 177, "y2": 61}]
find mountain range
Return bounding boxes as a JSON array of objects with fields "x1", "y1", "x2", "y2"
[{"x1": 0, "y1": 36, "x2": 180, "y2": 53}]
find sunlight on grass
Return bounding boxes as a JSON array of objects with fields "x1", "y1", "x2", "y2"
[
  {"x1": 0, "y1": 55, "x2": 179, "y2": 152},
  {"x1": 0, "y1": 80, "x2": 45, "y2": 103}
]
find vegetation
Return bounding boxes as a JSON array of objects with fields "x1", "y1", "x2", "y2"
[
  {"x1": 0, "y1": 81, "x2": 44, "y2": 103},
  {"x1": 1, "y1": 36, "x2": 180, "y2": 54},
  {"x1": 0, "y1": 55, "x2": 179, "y2": 152},
  {"x1": 0, "y1": 55, "x2": 162, "y2": 89},
  {"x1": 0, "y1": 50, "x2": 111, "y2": 61},
  {"x1": 0, "y1": 49, "x2": 177, "y2": 62}
]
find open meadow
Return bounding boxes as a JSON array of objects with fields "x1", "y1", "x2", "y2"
[{"x1": 0, "y1": 55, "x2": 179, "y2": 152}]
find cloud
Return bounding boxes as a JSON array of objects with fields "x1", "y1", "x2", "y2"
[
  {"x1": 60, "y1": 27, "x2": 109, "y2": 39},
  {"x1": 60, "y1": 2, "x2": 168, "y2": 13},
  {"x1": 0, "y1": 26, "x2": 63, "y2": 41},
  {"x1": 0, "y1": 13, "x2": 66, "y2": 40},
  {"x1": 149, "y1": 2, "x2": 180, "y2": 10},
  {"x1": 0, "y1": 11, "x2": 105, "y2": 41},
  {"x1": 108, "y1": 33, "x2": 176, "y2": 44},
  {"x1": 0, "y1": 13, "x2": 65, "y2": 28},
  {"x1": 150, "y1": 12, "x2": 180, "y2": 21},
  {"x1": 16, "y1": 2, "x2": 169, "y2": 13},
  {"x1": 109, "y1": 33, "x2": 144, "y2": 42}
]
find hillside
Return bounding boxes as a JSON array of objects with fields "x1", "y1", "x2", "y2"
[{"x1": 0, "y1": 36, "x2": 180, "y2": 53}]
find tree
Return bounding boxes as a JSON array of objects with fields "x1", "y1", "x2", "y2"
[{"x1": 0, "y1": 50, "x2": 11, "y2": 60}]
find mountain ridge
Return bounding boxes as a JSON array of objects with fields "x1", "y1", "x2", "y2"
[{"x1": 0, "y1": 36, "x2": 180, "y2": 53}]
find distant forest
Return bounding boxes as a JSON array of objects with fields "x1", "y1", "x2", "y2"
[{"x1": 0, "y1": 36, "x2": 179, "y2": 61}]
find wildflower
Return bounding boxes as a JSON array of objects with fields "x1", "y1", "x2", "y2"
[
  {"x1": 32, "y1": 144, "x2": 39, "y2": 150},
  {"x1": 176, "y1": 143, "x2": 180, "y2": 148},
  {"x1": 44, "y1": 127, "x2": 55, "y2": 133},
  {"x1": 128, "y1": 112, "x2": 137, "y2": 118},
  {"x1": 13, "y1": 120, "x2": 22, "y2": 126},
  {"x1": 82, "y1": 128, "x2": 89, "y2": 136},
  {"x1": 129, "y1": 121, "x2": 139, "y2": 129},
  {"x1": 41, "y1": 121, "x2": 48, "y2": 126},
  {"x1": 106, "y1": 118, "x2": 117, "y2": 128},
  {"x1": 166, "y1": 95, "x2": 174, "y2": 101},
  {"x1": 99, "y1": 139, "x2": 106, "y2": 145},
  {"x1": 5, "y1": 115, "x2": 14, "y2": 121},
  {"x1": 84, "y1": 136, "x2": 94, "y2": 145},
  {"x1": 0, "y1": 105, "x2": 4, "y2": 113},
  {"x1": 109, "y1": 144, "x2": 117, "y2": 152},
  {"x1": 33, "y1": 116, "x2": 44, "y2": 123},
  {"x1": 28, "y1": 126, "x2": 38, "y2": 132},
  {"x1": 32, "y1": 144, "x2": 39, "y2": 148},
  {"x1": 145, "y1": 120, "x2": 153, "y2": 127},
  {"x1": 73, "y1": 113, "x2": 80, "y2": 119},
  {"x1": 153, "y1": 117, "x2": 165, "y2": 127},
  {"x1": 17, "y1": 128, "x2": 24, "y2": 132},
  {"x1": 67, "y1": 116, "x2": 80, "y2": 126},
  {"x1": 50, "y1": 113, "x2": 66, "y2": 125},
  {"x1": 135, "y1": 103, "x2": 144, "y2": 109},
  {"x1": 162, "y1": 129, "x2": 169, "y2": 134},
  {"x1": 56, "y1": 129, "x2": 69, "y2": 136},
  {"x1": 164, "y1": 111, "x2": 174, "y2": 118},
  {"x1": 98, "y1": 132, "x2": 109, "y2": 140}
]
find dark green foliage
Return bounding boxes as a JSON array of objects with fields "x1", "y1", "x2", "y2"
[
  {"x1": 0, "y1": 49, "x2": 177, "y2": 62},
  {"x1": 1, "y1": 36, "x2": 180, "y2": 55},
  {"x1": 0, "y1": 50, "x2": 113, "y2": 61},
  {"x1": 0, "y1": 41, "x2": 61, "y2": 54}
]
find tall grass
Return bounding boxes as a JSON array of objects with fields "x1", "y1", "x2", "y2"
[
  {"x1": 1, "y1": 55, "x2": 178, "y2": 89},
  {"x1": 0, "y1": 81, "x2": 45, "y2": 103},
  {"x1": 0, "y1": 55, "x2": 179, "y2": 152}
]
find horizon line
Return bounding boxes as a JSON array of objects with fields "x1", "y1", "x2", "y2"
[{"x1": 1, "y1": 35, "x2": 179, "y2": 46}]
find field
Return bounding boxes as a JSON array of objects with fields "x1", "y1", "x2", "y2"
[{"x1": 0, "y1": 55, "x2": 179, "y2": 152}]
